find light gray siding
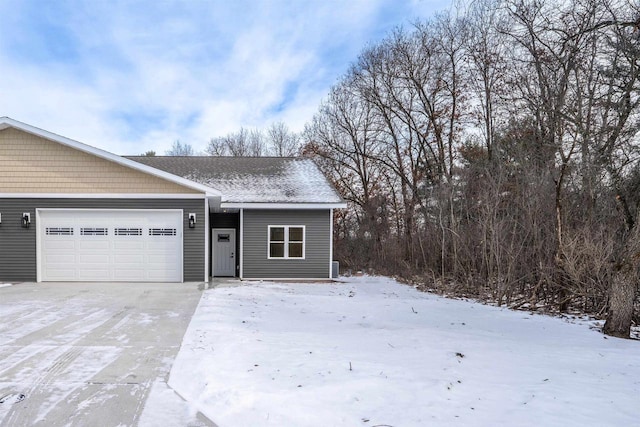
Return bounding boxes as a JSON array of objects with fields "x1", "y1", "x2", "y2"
[
  {"x1": 0, "y1": 198, "x2": 205, "y2": 282},
  {"x1": 242, "y1": 209, "x2": 330, "y2": 279}
]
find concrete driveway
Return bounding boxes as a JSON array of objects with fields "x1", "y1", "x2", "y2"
[{"x1": 0, "y1": 282, "x2": 214, "y2": 427}]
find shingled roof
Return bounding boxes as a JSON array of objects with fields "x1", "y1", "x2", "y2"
[{"x1": 126, "y1": 156, "x2": 344, "y2": 204}]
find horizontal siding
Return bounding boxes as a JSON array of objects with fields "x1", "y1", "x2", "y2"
[
  {"x1": 242, "y1": 209, "x2": 330, "y2": 279},
  {"x1": 0, "y1": 198, "x2": 205, "y2": 282},
  {"x1": 0, "y1": 128, "x2": 199, "y2": 194}
]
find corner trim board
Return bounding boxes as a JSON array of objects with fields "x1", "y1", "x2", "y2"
[
  {"x1": 239, "y1": 208, "x2": 244, "y2": 279},
  {"x1": 204, "y1": 197, "x2": 210, "y2": 281},
  {"x1": 329, "y1": 208, "x2": 334, "y2": 278}
]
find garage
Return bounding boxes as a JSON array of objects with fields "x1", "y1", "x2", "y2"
[{"x1": 38, "y1": 209, "x2": 183, "y2": 282}]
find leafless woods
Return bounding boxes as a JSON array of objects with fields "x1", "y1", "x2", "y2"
[{"x1": 303, "y1": 0, "x2": 640, "y2": 337}]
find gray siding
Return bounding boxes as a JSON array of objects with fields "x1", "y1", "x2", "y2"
[
  {"x1": 242, "y1": 209, "x2": 330, "y2": 279},
  {"x1": 0, "y1": 198, "x2": 205, "y2": 282}
]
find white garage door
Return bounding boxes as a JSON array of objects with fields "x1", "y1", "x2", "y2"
[{"x1": 39, "y1": 210, "x2": 183, "y2": 282}]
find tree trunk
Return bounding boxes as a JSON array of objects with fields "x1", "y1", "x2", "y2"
[
  {"x1": 604, "y1": 198, "x2": 640, "y2": 338},
  {"x1": 555, "y1": 170, "x2": 570, "y2": 313},
  {"x1": 603, "y1": 269, "x2": 636, "y2": 338}
]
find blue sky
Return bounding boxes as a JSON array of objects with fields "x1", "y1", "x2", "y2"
[{"x1": 0, "y1": 0, "x2": 450, "y2": 154}]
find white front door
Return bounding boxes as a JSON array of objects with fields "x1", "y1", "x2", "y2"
[
  {"x1": 39, "y1": 209, "x2": 183, "y2": 282},
  {"x1": 213, "y1": 229, "x2": 236, "y2": 277}
]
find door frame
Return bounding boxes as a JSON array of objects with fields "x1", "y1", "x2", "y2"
[{"x1": 212, "y1": 228, "x2": 237, "y2": 277}]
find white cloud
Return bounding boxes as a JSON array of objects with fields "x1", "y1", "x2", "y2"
[{"x1": 0, "y1": 0, "x2": 450, "y2": 155}]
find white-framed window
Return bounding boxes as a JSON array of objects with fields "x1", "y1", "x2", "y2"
[{"x1": 268, "y1": 225, "x2": 305, "y2": 259}]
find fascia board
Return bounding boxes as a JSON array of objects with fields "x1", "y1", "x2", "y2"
[
  {"x1": 221, "y1": 202, "x2": 348, "y2": 209},
  {"x1": 0, "y1": 193, "x2": 207, "y2": 199}
]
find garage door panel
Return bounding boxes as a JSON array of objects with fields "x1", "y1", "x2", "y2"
[
  {"x1": 79, "y1": 241, "x2": 111, "y2": 250},
  {"x1": 147, "y1": 262, "x2": 174, "y2": 271},
  {"x1": 114, "y1": 253, "x2": 145, "y2": 264},
  {"x1": 45, "y1": 253, "x2": 76, "y2": 264},
  {"x1": 40, "y1": 210, "x2": 183, "y2": 282},
  {"x1": 147, "y1": 252, "x2": 177, "y2": 261},
  {"x1": 114, "y1": 241, "x2": 145, "y2": 250},
  {"x1": 79, "y1": 254, "x2": 110, "y2": 264},
  {"x1": 47, "y1": 269, "x2": 77, "y2": 279},
  {"x1": 114, "y1": 270, "x2": 146, "y2": 280},
  {"x1": 147, "y1": 270, "x2": 178, "y2": 281},
  {"x1": 44, "y1": 240, "x2": 77, "y2": 250},
  {"x1": 149, "y1": 239, "x2": 178, "y2": 251},
  {"x1": 78, "y1": 270, "x2": 111, "y2": 280}
]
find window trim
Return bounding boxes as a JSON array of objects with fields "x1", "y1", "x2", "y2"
[{"x1": 267, "y1": 225, "x2": 306, "y2": 260}]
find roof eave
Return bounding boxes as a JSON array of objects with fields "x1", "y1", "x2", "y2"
[{"x1": 220, "y1": 202, "x2": 348, "y2": 209}]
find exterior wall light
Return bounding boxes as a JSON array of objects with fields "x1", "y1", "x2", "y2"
[
  {"x1": 22, "y1": 212, "x2": 31, "y2": 228},
  {"x1": 188, "y1": 213, "x2": 196, "y2": 228}
]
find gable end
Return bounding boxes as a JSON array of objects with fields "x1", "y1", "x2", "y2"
[{"x1": 0, "y1": 128, "x2": 200, "y2": 194}]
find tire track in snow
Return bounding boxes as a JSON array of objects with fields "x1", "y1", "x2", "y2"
[
  {"x1": 0, "y1": 346, "x2": 84, "y2": 426},
  {"x1": 0, "y1": 307, "x2": 128, "y2": 426}
]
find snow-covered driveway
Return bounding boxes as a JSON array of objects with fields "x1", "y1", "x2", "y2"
[
  {"x1": 170, "y1": 276, "x2": 640, "y2": 427},
  {"x1": 0, "y1": 282, "x2": 212, "y2": 427}
]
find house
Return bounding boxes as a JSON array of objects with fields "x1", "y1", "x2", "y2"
[{"x1": 0, "y1": 117, "x2": 346, "y2": 283}]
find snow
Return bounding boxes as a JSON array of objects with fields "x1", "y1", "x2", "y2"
[
  {"x1": 127, "y1": 156, "x2": 345, "y2": 204},
  {"x1": 138, "y1": 380, "x2": 194, "y2": 427},
  {"x1": 169, "y1": 276, "x2": 640, "y2": 427},
  {"x1": 0, "y1": 282, "x2": 205, "y2": 426},
  {"x1": 185, "y1": 158, "x2": 343, "y2": 204}
]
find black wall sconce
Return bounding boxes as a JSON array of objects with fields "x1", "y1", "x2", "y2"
[
  {"x1": 22, "y1": 212, "x2": 31, "y2": 228},
  {"x1": 188, "y1": 213, "x2": 196, "y2": 228}
]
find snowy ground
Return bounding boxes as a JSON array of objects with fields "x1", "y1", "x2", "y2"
[
  {"x1": 0, "y1": 282, "x2": 209, "y2": 427},
  {"x1": 167, "y1": 276, "x2": 640, "y2": 427}
]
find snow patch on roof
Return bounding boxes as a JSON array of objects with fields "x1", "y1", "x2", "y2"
[
  {"x1": 126, "y1": 156, "x2": 344, "y2": 204},
  {"x1": 185, "y1": 158, "x2": 342, "y2": 203}
]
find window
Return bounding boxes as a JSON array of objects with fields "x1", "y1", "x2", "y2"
[
  {"x1": 149, "y1": 228, "x2": 177, "y2": 236},
  {"x1": 115, "y1": 228, "x2": 142, "y2": 236},
  {"x1": 46, "y1": 227, "x2": 74, "y2": 236},
  {"x1": 268, "y1": 225, "x2": 305, "y2": 259},
  {"x1": 81, "y1": 227, "x2": 108, "y2": 236}
]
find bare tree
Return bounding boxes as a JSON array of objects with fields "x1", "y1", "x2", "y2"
[
  {"x1": 464, "y1": 0, "x2": 508, "y2": 161},
  {"x1": 304, "y1": 76, "x2": 390, "y2": 266},
  {"x1": 267, "y1": 121, "x2": 300, "y2": 156},
  {"x1": 165, "y1": 140, "x2": 194, "y2": 156},
  {"x1": 598, "y1": 2, "x2": 640, "y2": 337},
  {"x1": 301, "y1": 0, "x2": 640, "y2": 336},
  {"x1": 206, "y1": 128, "x2": 266, "y2": 156}
]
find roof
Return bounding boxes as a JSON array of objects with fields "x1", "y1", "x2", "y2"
[
  {"x1": 126, "y1": 156, "x2": 345, "y2": 206},
  {"x1": 0, "y1": 117, "x2": 218, "y2": 197}
]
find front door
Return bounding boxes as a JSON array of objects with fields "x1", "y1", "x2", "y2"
[{"x1": 213, "y1": 229, "x2": 236, "y2": 277}]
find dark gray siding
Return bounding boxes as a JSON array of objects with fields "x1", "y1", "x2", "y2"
[
  {"x1": 242, "y1": 209, "x2": 330, "y2": 279},
  {"x1": 0, "y1": 198, "x2": 205, "y2": 282}
]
